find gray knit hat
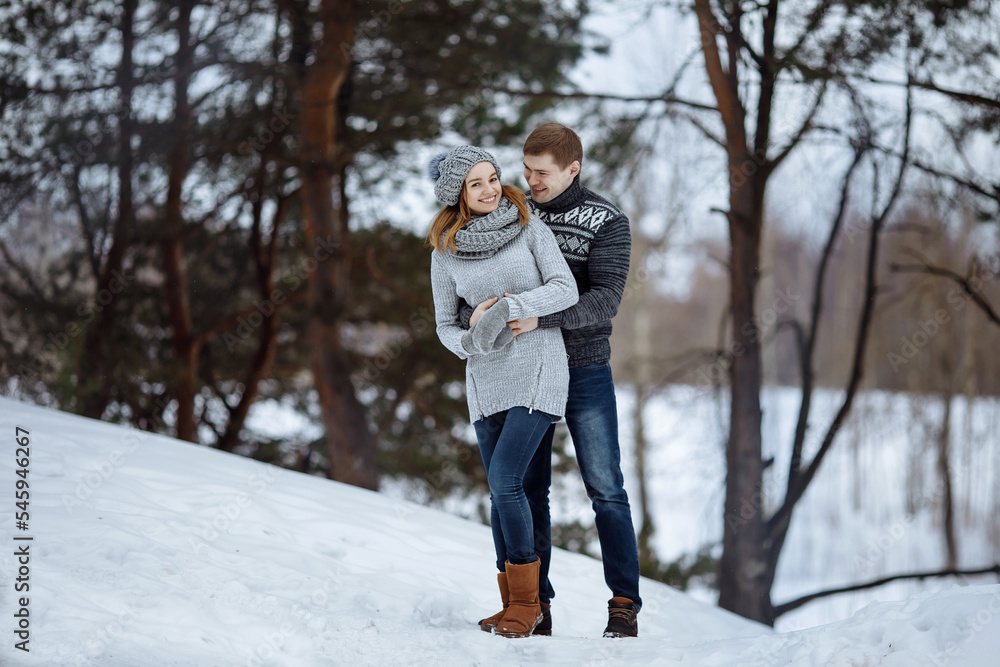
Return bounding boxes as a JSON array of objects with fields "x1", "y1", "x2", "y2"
[{"x1": 428, "y1": 146, "x2": 502, "y2": 206}]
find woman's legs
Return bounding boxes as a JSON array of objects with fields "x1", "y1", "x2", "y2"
[
  {"x1": 474, "y1": 413, "x2": 508, "y2": 570},
  {"x1": 475, "y1": 406, "x2": 555, "y2": 566}
]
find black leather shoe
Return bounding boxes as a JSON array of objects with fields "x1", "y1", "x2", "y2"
[
  {"x1": 602, "y1": 597, "x2": 638, "y2": 638},
  {"x1": 532, "y1": 603, "x2": 551, "y2": 636}
]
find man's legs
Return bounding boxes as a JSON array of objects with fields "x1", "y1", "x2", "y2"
[{"x1": 564, "y1": 362, "x2": 641, "y2": 608}]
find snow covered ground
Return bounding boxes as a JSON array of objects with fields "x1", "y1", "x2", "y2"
[
  {"x1": 2, "y1": 396, "x2": 1000, "y2": 666},
  {"x1": 604, "y1": 386, "x2": 1000, "y2": 633}
]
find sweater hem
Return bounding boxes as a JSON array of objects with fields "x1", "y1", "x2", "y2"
[
  {"x1": 467, "y1": 396, "x2": 567, "y2": 423},
  {"x1": 566, "y1": 340, "x2": 612, "y2": 369}
]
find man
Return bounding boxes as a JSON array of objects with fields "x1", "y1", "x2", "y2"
[{"x1": 462, "y1": 122, "x2": 640, "y2": 638}]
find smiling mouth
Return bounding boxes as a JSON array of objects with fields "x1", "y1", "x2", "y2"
[{"x1": 480, "y1": 195, "x2": 497, "y2": 204}]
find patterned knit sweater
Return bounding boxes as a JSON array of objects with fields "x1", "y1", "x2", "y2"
[
  {"x1": 431, "y1": 215, "x2": 579, "y2": 422},
  {"x1": 460, "y1": 177, "x2": 631, "y2": 368}
]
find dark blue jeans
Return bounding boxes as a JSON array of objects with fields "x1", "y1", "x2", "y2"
[
  {"x1": 526, "y1": 362, "x2": 642, "y2": 608},
  {"x1": 474, "y1": 406, "x2": 557, "y2": 569}
]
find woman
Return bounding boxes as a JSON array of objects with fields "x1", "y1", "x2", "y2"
[{"x1": 428, "y1": 146, "x2": 578, "y2": 638}]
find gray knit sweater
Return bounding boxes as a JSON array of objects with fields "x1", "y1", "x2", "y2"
[
  {"x1": 459, "y1": 177, "x2": 631, "y2": 368},
  {"x1": 431, "y1": 214, "x2": 578, "y2": 422}
]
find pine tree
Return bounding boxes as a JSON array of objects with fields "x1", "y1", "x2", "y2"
[{"x1": 0, "y1": 0, "x2": 594, "y2": 494}]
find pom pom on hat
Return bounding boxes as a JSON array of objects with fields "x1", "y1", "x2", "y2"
[
  {"x1": 427, "y1": 151, "x2": 448, "y2": 183},
  {"x1": 430, "y1": 145, "x2": 502, "y2": 206}
]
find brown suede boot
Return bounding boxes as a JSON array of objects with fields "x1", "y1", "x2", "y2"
[
  {"x1": 495, "y1": 560, "x2": 542, "y2": 638},
  {"x1": 478, "y1": 572, "x2": 508, "y2": 633}
]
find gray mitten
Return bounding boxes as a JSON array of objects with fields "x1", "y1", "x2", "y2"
[{"x1": 461, "y1": 299, "x2": 513, "y2": 355}]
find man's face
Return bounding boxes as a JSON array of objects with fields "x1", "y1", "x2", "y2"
[{"x1": 522, "y1": 153, "x2": 580, "y2": 204}]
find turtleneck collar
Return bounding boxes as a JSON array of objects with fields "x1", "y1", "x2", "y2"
[{"x1": 529, "y1": 175, "x2": 586, "y2": 214}]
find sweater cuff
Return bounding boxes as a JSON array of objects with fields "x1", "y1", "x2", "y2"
[
  {"x1": 538, "y1": 312, "x2": 563, "y2": 329},
  {"x1": 504, "y1": 296, "x2": 523, "y2": 322}
]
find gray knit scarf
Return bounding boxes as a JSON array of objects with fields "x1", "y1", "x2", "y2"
[{"x1": 452, "y1": 197, "x2": 522, "y2": 260}]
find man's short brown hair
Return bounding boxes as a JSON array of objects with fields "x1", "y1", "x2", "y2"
[{"x1": 523, "y1": 122, "x2": 583, "y2": 169}]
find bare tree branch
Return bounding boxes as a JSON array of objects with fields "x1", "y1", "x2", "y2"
[
  {"x1": 488, "y1": 86, "x2": 719, "y2": 114},
  {"x1": 787, "y1": 145, "x2": 867, "y2": 492},
  {"x1": 677, "y1": 111, "x2": 725, "y2": 147},
  {"x1": 192, "y1": 289, "x2": 304, "y2": 349},
  {"x1": 765, "y1": 80, "x2": 830, "y2": 175},
  {"x1": 768, "y1": 77, "x2": 914, "y2": 548},
  {"x1": 753, "y1": 0, "x2": 779, "y2": 159},
  {"x1": 694, "y1": 0, "x2": 740, "y2": 134},
  {"x1": 0, "y1": 240, "x2": 50, "y2": 306},
  {"x1": 778, "y1": 0, "x2": 836, "y2": 70},
  {"x1": 890, "y1": 259, "x2": 1000, "y2": 328},
  {"x1": 774, "y1": 565, "x2": 1000, "y2": 618},
  {"x1": 764, "y1": 142, "x2": 868, "y2": 574},
  {"x1": 69, "y1": 164, "x2": 101, "y2": 280},
  {"x1": 853, "y1": 73, "x2": 1000, "y2": 111},
  {"x1": 871, "y1": 144, "x2": 1000, "y2": 204}
]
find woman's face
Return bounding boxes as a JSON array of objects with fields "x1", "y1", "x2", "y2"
[{"x1": 463, "y1": 161, "x2": 501, "y2": 216}]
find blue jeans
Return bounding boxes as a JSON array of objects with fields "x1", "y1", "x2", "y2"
[
  {"x1": 526, "y1": 362, "x2": 641, "y2": 608},
  {"x1": 474, "y1": 406, "x2": 557, "y2": 569}
]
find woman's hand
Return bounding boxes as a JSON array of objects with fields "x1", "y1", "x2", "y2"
[
  {"x1": 504, "y1": 292, "x2": 538, "y2": 336},
  {"x1": 461, "y1": 299, "x2": 513, "y2": 355},
  {"x1": 469, "y1": 296, "x2": 499, "y2": 328}
]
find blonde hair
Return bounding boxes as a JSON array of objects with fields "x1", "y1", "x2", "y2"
[{"x1": 427, "y1": 184, "x2": 530, "y2": 253}]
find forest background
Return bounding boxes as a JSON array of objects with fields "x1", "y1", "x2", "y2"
[{"x1": 2, "y1": 0, "x2": 999, "y2": 627}]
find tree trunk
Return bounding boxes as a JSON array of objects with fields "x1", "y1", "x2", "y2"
[
  {"x1": 937, "y1": 390, "x2": 958, "y2": 569},
  {"x1": 296, "y1": 0, "x2": 376, "y2": 489},
  {"x1": 78, "y1": 0, "x2": 136, "y2": 420},
  {"x1": 692, "y1": 0, "x2": 773, "y2": 623},
  {"x1": 215, "y1": 313, "x2": 279, "y2": 452},
  {"x1": 633, "y1": 382, "x2": 654, "y2": 564},
  {"x1": 631, "y1": 271, "x2": 655, "y2": 564},
  {"x1": 216, "y1": 193, "x2": 286, "y2": 453},
  {"x1": 718, "y1": 175, "x2": 771, "y2": 623},
  {"x1": 162, "y1": 0, "x2": 198, "y2": 442}
]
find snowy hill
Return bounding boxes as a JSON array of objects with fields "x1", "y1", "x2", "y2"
[{"x1": 1, "y1": 396, "x2": 999, "y2": 666}]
